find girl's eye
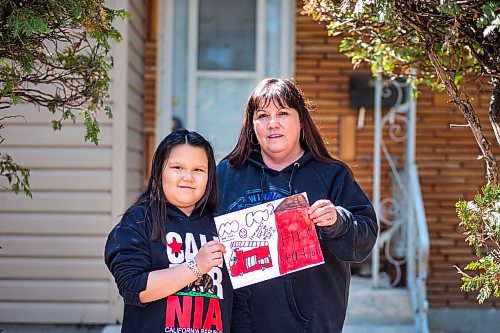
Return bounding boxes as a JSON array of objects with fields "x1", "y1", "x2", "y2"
[
  {"x1": 256, "y1": 113, "x2": 268, "y2": 119},
  {"x1": 278, "y1": 111, "x2": 289, "y2": 116},
  {"x1": 171, "y1": 166, "x2": 181, "y2": 170},
  {"x1": 194, "y1": 168, "x2": 206, "y2": 172}
]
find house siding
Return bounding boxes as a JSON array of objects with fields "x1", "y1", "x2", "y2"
[
  {"x1": 0, "y1": 0, "x2": 146, "y2": 324},
  {"x1": 125, "y1": 0, "x2": 146, "y2": 205},
  {"x1": 0, "y1": 105, "x2": 113, "y2": 324}
]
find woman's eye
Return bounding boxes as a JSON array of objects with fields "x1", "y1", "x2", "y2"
[
  {"x1": 279, "y1": 110, "x2": 289, "y2": 116},
  {"x1": 256, "y1": 113, "x2": 268, "y2": 119},
  {"x1": 172, "y1": 166, "x2": 181, "y2": 170},
  {"x1": 194, "y1": 168, "x2": 205, "y2": 172}
]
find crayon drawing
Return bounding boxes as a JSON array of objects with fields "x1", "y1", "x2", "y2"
[{"x1": 215, "y1": 193, "x2": 325, "y2": 289}]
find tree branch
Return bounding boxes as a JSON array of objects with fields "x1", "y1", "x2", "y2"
[
  {"x1": 489, "y1": 76, "x2": 500, "y2": 147},
  {"x1": 427, "y1": 44, "x2": 497, "y2": 183}
]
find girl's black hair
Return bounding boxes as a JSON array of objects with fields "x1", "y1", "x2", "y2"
[{"x1": 128, "y1": 129, "x2": 218, "y2": 247}]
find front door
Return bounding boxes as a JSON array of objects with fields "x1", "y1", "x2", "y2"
[{"x1": 158, "y1": 0, "x2": 295, "y2": 160}]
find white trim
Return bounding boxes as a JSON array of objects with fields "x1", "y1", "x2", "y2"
[
  {"x1": 289, "y1": 0, "x2": 296, "y2": 77},
  {"x1": 256, "y1": 0, "x2": 266, "y2": 81},
  {"x1": 156, "y1": 0, "x2": 174, "y2": 144},
  {"x1": 281, "y1": 0, "x2": 295, "y2": 78},
  {"x1": 186, "y1": 0, "x2": 198, "y2": 131},
  {"x1": 196, "y1": 71, "x2": 259, "y2": 79}
]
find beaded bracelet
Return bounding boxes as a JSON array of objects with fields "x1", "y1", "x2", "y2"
[{"x1": 186, "y1": 258, "x2": 202, "y2": 278}]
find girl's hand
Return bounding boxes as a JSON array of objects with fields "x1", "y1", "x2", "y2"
[
  {"x1": 308, "y1": 199, "x2": 337, "y2": 227},
  {"x1": 194, "y1": 240, "x2": 226, "y2": 274}
]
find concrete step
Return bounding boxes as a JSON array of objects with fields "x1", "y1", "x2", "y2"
[
  {"x1": 345, "y1": 276, "x2": 414, "y2": 326},
  {"x1": 343, "y1": 324, "x2": 417, "y2": 333},
  {"x1": 102, "y1": 326, "x2": 120, "y2": 333}
]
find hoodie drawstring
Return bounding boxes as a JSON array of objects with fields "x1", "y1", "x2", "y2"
[
  {"x1": 260, "y1": 167, "x2": 267, "y2": 204},
  {"x1": 288, "y1": 162, "x2": 300, "y2": 194},
  {"x1": 259, "y1": 162, "x2": 300, "y2": 203}
]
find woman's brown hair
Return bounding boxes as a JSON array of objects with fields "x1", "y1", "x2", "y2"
[{"x1": 225, "y1": 77, "x2": 338, "y2": 167}]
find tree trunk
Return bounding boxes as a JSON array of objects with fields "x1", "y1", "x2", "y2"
[
  {"x1": 489, "y1": 76, "x2": 500, "y2": 147},
  {"x1": 427, "y1": 48, "x2": 497, "y2": 184}
]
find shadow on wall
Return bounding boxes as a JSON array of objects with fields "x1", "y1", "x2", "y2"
[{"x1": 0, "y1": 324, "x2": 105, "y2": 333}]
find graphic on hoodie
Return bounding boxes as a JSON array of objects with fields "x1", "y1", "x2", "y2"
[
  {"x1": 215, "y1": 193, "x2": 325, "y2": 289},
  {"x1": 164, "y1": 231, "x2": 226, "y2": 333},
  {"x1": 227, "y1": 187, "x2": 290, "y2": 212}
]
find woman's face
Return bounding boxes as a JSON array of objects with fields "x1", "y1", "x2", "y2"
[
  {"x1": 253, "y1": 99, "x2": 302, "y2": 163},
  {"x1": 162, "y1": 144, "x2": 208, "y2": 216}
]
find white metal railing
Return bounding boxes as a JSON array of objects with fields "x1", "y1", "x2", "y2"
[
  {"x1": 404, "y1": 70, "x2": 430, "y2": 333},
  {"x1": 407, "y1": 164, "x2": 430, "y2": 333},
  {"x1": 371, "y1": 72, "x2": 430, "y2": 332}
]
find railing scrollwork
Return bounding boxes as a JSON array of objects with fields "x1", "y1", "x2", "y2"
[{"x1": 371, "y1": 72, "x2": 430, "y2": 333}]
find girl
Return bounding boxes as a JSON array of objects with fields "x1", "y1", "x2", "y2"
[{"x1": 105, "y1": 129, "x2": 232, "y2": 333}]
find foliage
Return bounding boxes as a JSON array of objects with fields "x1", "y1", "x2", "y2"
[
  {"x1": 302, "y1": 0, "x2": 498, "y2": 88},
  {"x1": 455, "y1": 184, "x2": 500, "y2": 303},
  {"x1": 0, "y1": 0, "x2": 128, "y2": 196},
  {"x1": 302, "y1": 0, "x2": 500, "y2": 184}
]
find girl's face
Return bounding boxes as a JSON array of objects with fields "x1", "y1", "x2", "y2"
[{"x1": 162, "y1": 144, "x2": 209, "y2": 216}]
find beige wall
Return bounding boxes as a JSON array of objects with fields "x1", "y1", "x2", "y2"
[{"x1": 0, "y1": 0, "x2": 146, "y2": 324}]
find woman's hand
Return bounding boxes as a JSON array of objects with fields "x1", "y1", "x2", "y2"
[
  {"x1": 308, "y1": 199, "x2": 337, "y2": 227},
  {"x1": 194, "y1": 240, "x2": 226, "y2": 274}
]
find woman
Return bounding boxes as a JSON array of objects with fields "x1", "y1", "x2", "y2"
[
  {"x1": 105, "y1": 129, "x2": 232, "y2": 333},
  {"x1": 217, "y1": 78, "x2": 377, "y2": 333}
]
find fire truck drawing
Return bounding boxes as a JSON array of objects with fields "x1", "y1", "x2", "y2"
[{"x1": 229, "y1": 241, "x2": 273, "y2": 277}]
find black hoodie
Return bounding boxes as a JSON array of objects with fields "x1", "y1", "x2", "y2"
[
  {"x1": 216, "y1": 151, "x2": 377, "y2": 333},
  {"x1": 104, "y1": 203, "x2": 233, "y2": 333}
]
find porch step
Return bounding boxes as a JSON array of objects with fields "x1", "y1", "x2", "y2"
[
  {"x1": 101, "y1": 325, "x2": 120, "y2": 333},
  {"x1": 344, "y1": 276, "x2": 415, "y2": 331},
  {"x1": 343, "y1": 324, "x2": 417, "y2": 333}
]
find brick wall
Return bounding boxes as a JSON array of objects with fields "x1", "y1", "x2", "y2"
[
  {"x1": 144, "y1": 0, "x2": 157, "y2": 185},
  {"x1": 295, "y1": 4, "x2": 498, "y2": 307}
]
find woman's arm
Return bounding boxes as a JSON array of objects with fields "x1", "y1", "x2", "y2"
[{"x1": 309, "y1": 168, "x2": 378, "y2": 262}]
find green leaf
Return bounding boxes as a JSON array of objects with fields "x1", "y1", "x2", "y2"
[
  {"x1": 104, "y1": 105, "x2": 113, "y2": 119},
  {"x1": 477, "y1": 2, "x2": 499, "y2": 29},
  {"x1": 464, "y1": 261, "x2": 480, "y2": 271},
  {"x1": 51, "y1": 120, "x2": 62, "y2": 131},
  {"x1": 0, "y1": 153, "x2": 31, "y2": 197},
  {"x1": 82, "y1": 110, "x2": 100, "y2": 145}
]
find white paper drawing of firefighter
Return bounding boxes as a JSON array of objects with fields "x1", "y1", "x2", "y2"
[{"x1": 215, "y1": 193, "x2": 325, "y2": 289}]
